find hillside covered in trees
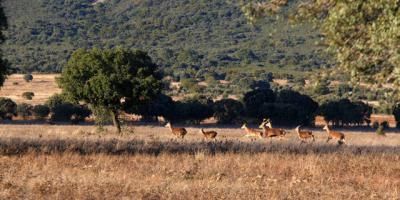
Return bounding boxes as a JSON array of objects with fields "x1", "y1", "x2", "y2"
[{"x1": 2, "y1": 0, "x2": 329, "y2": 73}]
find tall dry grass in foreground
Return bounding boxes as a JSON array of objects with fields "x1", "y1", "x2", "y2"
[
  {"x1": 0, "y1": 125, "x2": 399, "y2": 199},
  {"x1": 1, "y1": 153, "x2": 399, "y2": 199}
]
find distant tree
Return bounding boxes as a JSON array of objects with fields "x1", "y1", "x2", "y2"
[
  {"x1": 0, "y1": 97, "x2": 16, "y2": 120},
  {"x1": 135, "y1": 93, "x2": 174, "y2": 122},
  {"x1": 58, "y1": 48, "x2": 161, "y2": 133},
  {"x1": 392, "y1": 103, "x2": 400, "y2": 128},
  {"x1": 213, "y1": 99, "x2": 244, "y2": 124},
  {"x1": 16, "y1": 103, "x2": 33, "y2": 119},
  {"x1": 0, "y1": 1, "x2": 9, "y2": 87},
  {"x1": 319, "y1": 99, "x2": 372, "y2": 126},
  {"x1": 243, "y1": 1, "x2": 400, "y2": 86},
  {"x1": 22, "y1": 91, "x2": 34, "y2": 100},
  {"x1": 23, "y1": 74, "x2": 33, "y2": 82},
  {"x1": 32, "y1": 105, "x2": 50, "y2": 120},
  {"x1": 164, "y1": 97, "x2": 214, "y2": 124},
  {"x1": 313, "y1": 79, "x2": 330, "y2": 95},
  {"x1": 276, "y1": 89, "x2": 318, "y2": 125},
  {"x1": 243, "y1": 88, "x2": 275, "y2": 118}
]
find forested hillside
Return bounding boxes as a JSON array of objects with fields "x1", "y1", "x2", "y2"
[{"x1": 2, "y1": 0, "x2": 329, "y2": 74}]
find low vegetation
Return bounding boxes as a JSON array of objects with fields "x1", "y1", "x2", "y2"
[{"x1": 0, "y1": 125, "x2": 399, "y2": 199}]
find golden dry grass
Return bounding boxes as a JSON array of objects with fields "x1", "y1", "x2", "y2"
[
  {"x1": 0, "y1": 124, "x2": 399, "y2": 199},
  {"x1": 0, "y1": 74, "x2": 61, "y2": 105}
]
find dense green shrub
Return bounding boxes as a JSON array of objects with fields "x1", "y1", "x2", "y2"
[
  {"x1": 46, "y1": 94, "x2": 91, "y2": 123},
  {"x1": 32, "y1": 105, "x2": 50, "y2": 120},
  {"x1": 23, "y1": 74, "x2": 33, "y2": 82},
  {"x1": 392, "y1": 103, "x2": 400, "y2": 128},
  {"x1": 134, "y1": 94, "x2": 174, "y2": 122},
  {"x1": 164, "y1": 97, "x2": 214, "y2": 124},
  {"x1": 0, "y1": 98, "x2": 17, "y2": 120},
  {"x1": 213, "y1": 99, "x2": 244, "y2": 124},
  {"x1": 319, "y1": 99, "x2": 372, "y2": 126},
  {"x1": 16, "y1": 103, "x2": 33, "y2": 119},
  {"x1": 242, "y1": 88, "x2": 318, "y2": 126},
  {"x1": 22, "y1": 91, "x2": 34, "y2": 100}
]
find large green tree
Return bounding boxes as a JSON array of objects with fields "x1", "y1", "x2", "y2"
[
  {"x1": 58, "y1": 48, "x2": 162, "y2": 133},
  {"x1": 0, "y1": 0, "x2": 8, "y2": 86},
  {"x1": 243, "y1": 0, "x2": 400, "y2": 85}
]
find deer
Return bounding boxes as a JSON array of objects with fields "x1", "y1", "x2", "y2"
[
  {"x1": 259, "y1": 119, "x2": 286, "y2": 138},
  {"x1": 294, "y1": 125, "x2": 315, "y2": 143},
  {"x1": 323, "y1": 124, "x2": 345, "y2": 145},
  {"x1": 165, "y1": 122, "x2": 187, "y2": 139},
  {"x1": 241, "y1": 123, "x2": 263, "y2": 139},
  {"x1": 199, "y1": 128, "x2": 218, "y2": 140}
]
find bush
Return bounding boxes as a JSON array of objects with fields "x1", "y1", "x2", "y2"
[
  {"x1": 243, "y1": 88, "x2": 318, "y2": 126},
  {"x1": 134, "y1": 94, "x2": 174, "y2": 122},
  {"x1": 23, "y1": 74, "x2": 33, "y2": 82},
  {"x1": 0, "y1": 98, "x2": 17, "y2": 120},
  {"x1": 319, "y1": 99, "x2": 372, "y2": 126},
  {"x1": 213, "y1": 99, "x2": 244, "y2": 124},
  {"x1": 46, "y1": 94, "x2": 91, "y2": 123},
  {"x1": 22, "y1": 92, "x2": 34, "y2": 100},
  {"x1": 17, "y1": 103, "x2": 33, "y2": 119},
  {"x1": 392, "y1": 103, "x2": 400, "y2": 128},
  {"x1": 32, "y1": 105, "x2": 50, "y2": 120},
  {"x1": 164, "y1": 97, "x2": 214, "y2": 124},
  {"x1": 376, "y1": 122, "x2": 388, "y2": 136}
]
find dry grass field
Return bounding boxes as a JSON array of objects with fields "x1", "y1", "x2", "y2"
[
  {"x1": 0, "y1": 74, "x2": 60, "y2": 105},
  {"x1": 0, "y1": 124, "x2": 399, "y2": 199}
]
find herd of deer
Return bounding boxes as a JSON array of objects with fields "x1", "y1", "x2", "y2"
[{"x1": 165, "y1": 119, "x2": 346, "y2": 145}]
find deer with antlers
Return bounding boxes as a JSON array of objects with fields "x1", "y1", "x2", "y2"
[
  {"x1": 241, "y1": 123, "x2": 263, "y2": 139},
  {"x1": 165, "y1": 122, "x2": 187, "y2": 139},
  {"x1": 295, "y1": 125, "x2": 315, "y2": 143},
  {"x1": 323, "y1": 124, "x2": 346, "y2": 145},
  {"x1": 259, "y1": 118, "x2": 286, "y2": 138}
]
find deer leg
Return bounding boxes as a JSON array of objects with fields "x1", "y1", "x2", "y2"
[{"x1": 326, "y1": 137, "x2": 331, "y2": 143}]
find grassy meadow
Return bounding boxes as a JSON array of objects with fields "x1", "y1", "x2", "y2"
[{"x1": 0, "y1": 124, "x2": 399, "y2": 199}]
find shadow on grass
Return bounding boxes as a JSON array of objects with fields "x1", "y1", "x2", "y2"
[{"x1": 1, "y1": 137, "x2": 399, "y2": 156}]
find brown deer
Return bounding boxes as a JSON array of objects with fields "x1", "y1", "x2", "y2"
[
  {"x1": 241, "y1": 123, "x2": 263, "y2": 139},
  {"x1": 323, "y1": 125, "x2": 345, "y2": 145},
  {"x1": 165, "y1": 122, "x2": 187, "y2": 139},
  {"x1": 259, "y1": 119, "x2": 286, "y2": 138},
  {"x1": 199, "y1": 128, "x2": 218, "y2": 139},
  {"x1": 295, "y1": 125, "x2": 315, "y2": 143}
]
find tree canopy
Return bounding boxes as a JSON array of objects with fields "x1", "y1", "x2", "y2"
[
  {"x1": 243, "y1": 0, "x2": 400, "y2": 85},
  {"x1": 58, "y1": 48, "x2": 162, "y2": 132},
  {"x1": 0, "y1": 0, "x2": 8, "y2": 87}
]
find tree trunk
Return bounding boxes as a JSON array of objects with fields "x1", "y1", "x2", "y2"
[{"x1": 111, "y1": 110, "x2": 121, "y2": 134}]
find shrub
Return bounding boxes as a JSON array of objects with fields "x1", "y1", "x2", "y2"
[
  {"x1": 213, "y1": 99, "x2": 244, "y2": 124},
  {"x1": 392, "y1": 103, "x2": 400, "y2": 128},
  {"x1": 0, "y1": 98, "x2": 17, "y2": 120},
  {"x1": 164, "y1": 97, "x2": 214, "y2": 124},
  {"x1": 22, "y1": 92, "x2": 34, "y2": 100},
  {"x1": 17, "y1": 103, "x2": 33, "y2": 119},
  {"x1": 32, "y1": 105, "x2": 50, "y2": 120},
  {"x1": 319, "y1": 99, "x2": 372, "y2": 126},
  {"x1": 23, "y1": 74, "x2": 33, "y2": 82},
  {"x1": 46, "y1": 94, "x2": 91, "y2": 123},
  {"x1": 376, "y1": 122, "x2": 387, "y2": 136}
]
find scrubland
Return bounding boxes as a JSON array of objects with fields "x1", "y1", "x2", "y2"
[{"x1": 0, "y1": 125, "x2": 399, "y2": 199}]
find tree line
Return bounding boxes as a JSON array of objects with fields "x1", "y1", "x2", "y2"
[{"x1": 0, "y1": 48, "x2": 390, "y2": 133}]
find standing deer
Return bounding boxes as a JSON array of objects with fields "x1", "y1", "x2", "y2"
[
  {"x1": 165, "y1": 122, "x2": 187, "y2": 139},
  {"x1": 323, "y1": 125, "x2": 345, "y2": 145},
  {"x1": 241, "y1": 123, "x2": 263, "y2": 139},
  {"x1": 199, "y1": 128, "x2": 218, "y2": 140},
  {"x1": 259, "y1": 119, "x2": 286, "y2": 138},
  {"x1": 295, "y1": 125, "x2": 315, "y2": 143}
]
